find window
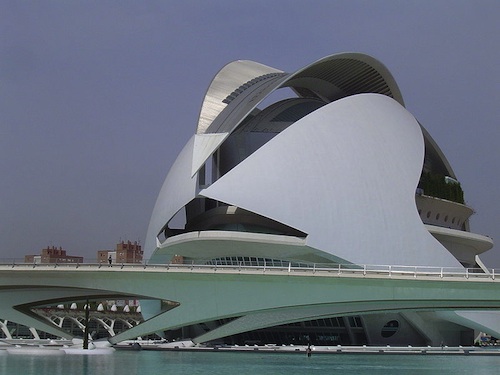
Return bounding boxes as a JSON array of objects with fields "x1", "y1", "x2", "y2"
[
  {"x1": 348, "y1": 316, "x2": 363, "y2": 327},
  {"x1": 381, "y1": 320, "x2": 399, "y2": 338}
]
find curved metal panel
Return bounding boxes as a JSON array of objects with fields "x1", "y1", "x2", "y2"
[
  {"x1": 197, "y1": 60, "x2": 283, "y2": 134},
  {"x1": 191, "y1": 133, "x2": 228, "y2": 176},
  {"x1": 201, "y1": 94, "x2": 461, "y2": 267},
  {"x1": 284, "y1": 52, "x2": 405, "y2": 105},
  {"x1": 144, "y1": 136, "x2": 198, "y2": 259}
]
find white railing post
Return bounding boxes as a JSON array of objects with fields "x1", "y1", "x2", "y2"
[
  {"x1": 389, "y1": 265, "x2": 392, "y2": 277},
  {"x1": 440, "y1": 268, "x2": 443, "y2": 278},
  {"x1": 493, "y1": 268, "x2": 495, "y2": 280},
  {"x1": 288, "y1": 262, "x2": 291, "y2": 273},
  {"x1": 466, "y1": 268, "x2": 469, "y2": 279},
  {"x1": 338, "y1": 263, "x2": 341, "y2": 275},
  {"x1": 363, "y1": 264, "x2": 366, "y2": 276},
  {"x1": 313, "y1": 263, "x2": 316, "y2": 274}
]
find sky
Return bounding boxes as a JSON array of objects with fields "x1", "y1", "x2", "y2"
[{"x1": 1, "y1": 1, "x2": 499, "y2": 266}]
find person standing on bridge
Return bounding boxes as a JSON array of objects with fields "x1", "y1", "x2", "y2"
[{"x1": 108, "y1": 255, "x2": 112, "y2": 265}]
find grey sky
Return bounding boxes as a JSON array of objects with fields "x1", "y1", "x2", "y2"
[{"x1": 1, "y1": 1, "x2": 499, "y2": 266}]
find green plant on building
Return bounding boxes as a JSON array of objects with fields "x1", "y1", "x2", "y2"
[{"x1": 418, "y1": 172, "x2": 464, "y2": 204}]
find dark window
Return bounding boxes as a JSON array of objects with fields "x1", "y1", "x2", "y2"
[{"x1": 381, "y1": 320, "x2": 399, "y2": 338}]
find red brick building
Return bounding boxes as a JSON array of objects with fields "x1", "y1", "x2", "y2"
[
  {"x1": 97, "y1": 241, "x2": 143, "y2": 264},
  {"x1": 25, "y1": 246, "x2": 83, "y2": 264}
]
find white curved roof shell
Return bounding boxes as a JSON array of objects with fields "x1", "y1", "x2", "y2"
[
  {"x1": 197, "y1": 60, "x2": 284, "y2": 135},
  {"x1": 201, "y1": 94, "x2": 460, "y2": 267},
  {"x1": 145, "y1": 53, "x2": 475, "y2": 268}
]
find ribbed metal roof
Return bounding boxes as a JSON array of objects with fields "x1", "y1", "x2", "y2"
[
  {"x1": 284, "y1": 56, "x2": 403, "y2": 104},
  {"x1": 197, "y1": 60, "x2": 283, "y2": 135}
]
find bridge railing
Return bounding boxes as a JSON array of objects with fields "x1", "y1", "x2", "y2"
[{"x1": 0, "y1": 259, "x2": 497, "y2": 281}]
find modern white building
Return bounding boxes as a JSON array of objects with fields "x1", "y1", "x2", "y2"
[{"x1": 142, "y1": 52, "x2": 496, "y2": 346}]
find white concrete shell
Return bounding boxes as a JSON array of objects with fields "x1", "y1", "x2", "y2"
[
  {"x1": 200, "y1": 94, "x2": 459, "y2": 267},
  {"x1": 145, "y1": 52, "x2": 491, "y2": 268}
]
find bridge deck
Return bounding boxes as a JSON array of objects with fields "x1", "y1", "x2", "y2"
[{"x1": 1, "y1": 262, "x2": 499, "y2": 344}]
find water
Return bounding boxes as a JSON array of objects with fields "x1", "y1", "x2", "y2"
[{"x1": 1, "y1": 350, "x2": 500, "y2": 375}]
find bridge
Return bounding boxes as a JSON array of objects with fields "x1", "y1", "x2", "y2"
[{"x1": 1, "y1": 262, "x2": 499, "y2": 344}]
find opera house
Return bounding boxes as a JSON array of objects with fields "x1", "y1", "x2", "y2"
[{"x1": 141, "y1": 53, "x2": 497, "y2": 346}]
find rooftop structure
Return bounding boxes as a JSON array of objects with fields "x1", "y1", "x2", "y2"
[
  {"x1": 97, "y1": 241, "x2": 143, "y2": 264},
  {"x1": 24, "y1": 246, "x2": 83, "y2": 264}
]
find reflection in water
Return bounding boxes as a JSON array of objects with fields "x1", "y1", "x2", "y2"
[
  {"x1": 1, "y1": 350, "x2": 500, "y2": 375},
  {"x1": 1, "y1": 351, "x2": 123, "y2": 375}
]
